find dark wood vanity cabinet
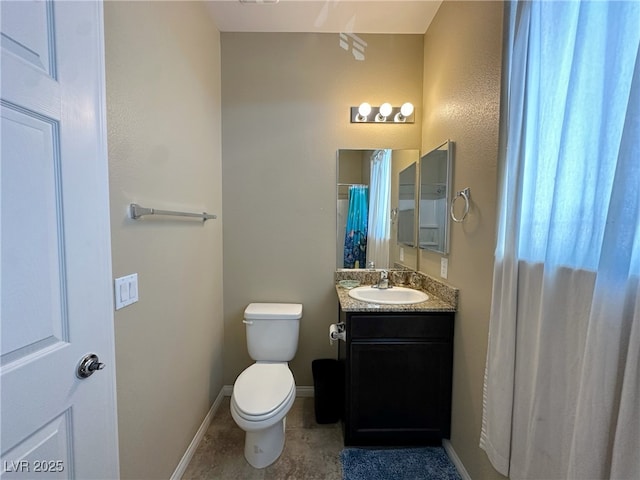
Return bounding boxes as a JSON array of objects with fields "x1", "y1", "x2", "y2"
[{"x1": 338, "y1": 308, "x2": 454, "y2": 446}]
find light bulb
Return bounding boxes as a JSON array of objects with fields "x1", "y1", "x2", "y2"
[
  {"x1": 375, "y1": 102, "x2": 393, "y2": 122},
  {"x1": 400, "y1": 102, "x2": 414, "y2": 117},
  {"x1": 379, "y1": 103, "x2": 392, "y2": 117},
  {"x1": 395, "y1": 102, "x2": 415, "y2": 122},
  {"x1": 358, "y1": 102, "x2": 372, "y2": 117}
]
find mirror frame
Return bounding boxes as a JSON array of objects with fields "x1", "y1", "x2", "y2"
[{"x1": 419, "y1": 140, "x2": 453, "y2": 255}]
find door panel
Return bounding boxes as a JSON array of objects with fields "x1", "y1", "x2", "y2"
[
  {"x1": 0, "y1": 0, "x2": 56, "y2": 77},
  {"x1": 1, "y1": 107, "x2": 67, "y2": 363},
  {"x1": 2, "y1": 410, "x2": 72, "y2": 479}
]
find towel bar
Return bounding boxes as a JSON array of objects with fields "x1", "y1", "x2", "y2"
[{"x1": 129, "y1": 203, "x2": 216, "y2": 222}]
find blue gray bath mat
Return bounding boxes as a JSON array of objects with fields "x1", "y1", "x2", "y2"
[{"x1": 340, "y1": 446, "x2": 462, "y2": 480}]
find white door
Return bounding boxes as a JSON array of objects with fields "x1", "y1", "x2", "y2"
[{"x1": 1, "y1": 1, "x2": 119, "y2": 478}]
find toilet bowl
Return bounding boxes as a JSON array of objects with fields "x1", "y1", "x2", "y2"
[
  {"x1": 231, "y1": 303, "x2": 302, "y2": 468},
  {"x1": 231, "y1": 363, "x2": 296, "y2": 468}
]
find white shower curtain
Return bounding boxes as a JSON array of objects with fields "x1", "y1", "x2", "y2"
[
  {"x1": 481, "y1": 2, "x2": 640, "y2": 479},
  {"x1": 366, "y1": 149, "x2": 391, "y2": 268}
]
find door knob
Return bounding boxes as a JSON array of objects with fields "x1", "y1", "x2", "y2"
[{"x1": 77, "y1": 353, "x2": 105, "y2": 378}]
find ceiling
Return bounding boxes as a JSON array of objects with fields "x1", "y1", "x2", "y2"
[{"x1": 205, "y1": 0, "x2": 443, "y2": 34}]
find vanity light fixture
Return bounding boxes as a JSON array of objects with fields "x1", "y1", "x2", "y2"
[{"x1": 350, "y1": 102, "x2": 415, "y2": 123}]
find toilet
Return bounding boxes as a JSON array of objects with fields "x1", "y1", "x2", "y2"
[{"x1": 230, "y1": 302, "x2": 302, "y2": 468}]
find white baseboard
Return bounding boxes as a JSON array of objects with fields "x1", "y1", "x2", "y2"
[
  {"x1": 221, "y1": 384, "x2": 314, "y2": 397},
  {"x1": 295, "y1": 385, "x2": 315, "y2": 397},
  {"x1": 170, "y1": 388, "x2": 226, "y2": 480},
  {"x1": 443, "y1": 439, "x2": 472, "y2": 480}
]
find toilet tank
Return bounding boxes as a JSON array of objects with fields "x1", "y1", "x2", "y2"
[{"x1": 244, "y1": 303, "x2": 302, "y2": 361}]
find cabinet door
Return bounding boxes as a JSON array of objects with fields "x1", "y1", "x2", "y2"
[{"x1": 348, "y1": 341, "x2": 452, "y2": 444}]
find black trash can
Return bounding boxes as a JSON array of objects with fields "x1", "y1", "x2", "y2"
[{"x1": 312, "y1": 359, "x2": 343, "y2": 424}]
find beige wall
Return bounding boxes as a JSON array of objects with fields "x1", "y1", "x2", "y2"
[
  {"x1": 420, "y1": 2, "x2": 505, "y2": 479},
  {"x1": 221, "y1": 33, "x2": 423, "y2": 386},
  {"x1": 104, "y1": 2, "x2": 223, "y2": 479}
]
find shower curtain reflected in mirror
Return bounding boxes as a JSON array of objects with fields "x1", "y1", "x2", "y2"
[
  {"x1": 366, "y1": 149, "x2": 391, "y2": 268},
  {"x1": 343, "y1": 185, "x2": 368, "y2": 268}
]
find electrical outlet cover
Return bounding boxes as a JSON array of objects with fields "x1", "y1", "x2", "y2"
[
  {"x1": 114, "y1": 273, "x2": 138, "y2": 310},
  {"x1": 440, "y1": 257, "x2": 448, "y2": 279}
]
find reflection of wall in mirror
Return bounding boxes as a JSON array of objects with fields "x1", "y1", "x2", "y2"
[{"x1": 338, "y1": 150, "x2": 371, "y2": 191}]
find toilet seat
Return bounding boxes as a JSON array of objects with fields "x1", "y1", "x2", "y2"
[{"x1": 232, "y1": 363, "x2": 295, "y2": 421}]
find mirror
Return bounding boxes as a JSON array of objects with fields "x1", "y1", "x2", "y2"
[
  {"x1": 398, "y1": 162, "x2": 417, "y2": 247},
  {"x1": 337, "y1": 149, "x2": 419, "y2": 269},
  {"x1": 419, "y1": 140, "x2": 453, "y2": 254}
]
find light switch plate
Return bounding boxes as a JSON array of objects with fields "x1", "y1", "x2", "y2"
[
  {"x1": 115, "y1": 273, "x2": 138, "y2": 310},
  {"x1": 440, "y1": 257, "x2": 448, "y2": 279}
]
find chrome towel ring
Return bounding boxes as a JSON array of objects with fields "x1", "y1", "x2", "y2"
[{"x1": 450, "y1": 187, "x2": 470, "y2": 223}]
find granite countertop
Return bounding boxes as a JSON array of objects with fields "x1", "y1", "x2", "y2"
[
  {"x1": 335, "y1": 269, "x2": 458, "y2": 313},
  {"x1": 335, "y1": 285, "x2": 456, "y2": 312}
]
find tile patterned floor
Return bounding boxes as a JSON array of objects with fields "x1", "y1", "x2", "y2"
[{"x1": 182, "y1": 397, "x2": 344, "y2": 480}]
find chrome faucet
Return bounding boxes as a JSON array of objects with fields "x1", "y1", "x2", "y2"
[{"x1": 374, "y1": 270, "x2": 390, "y2": 289}]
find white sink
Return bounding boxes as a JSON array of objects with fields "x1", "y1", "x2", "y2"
[{"x1": 348, "y1": 286, "x2": 429, "y2": 305}]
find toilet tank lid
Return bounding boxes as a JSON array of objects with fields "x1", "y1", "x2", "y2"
[{"x1": 244, "y1": 303, "x2": 303, "y2": 320}]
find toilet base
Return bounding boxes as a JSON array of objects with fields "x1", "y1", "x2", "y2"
[{"x1": 244, "y1": 417, "x2": 286, "y2": 469}]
